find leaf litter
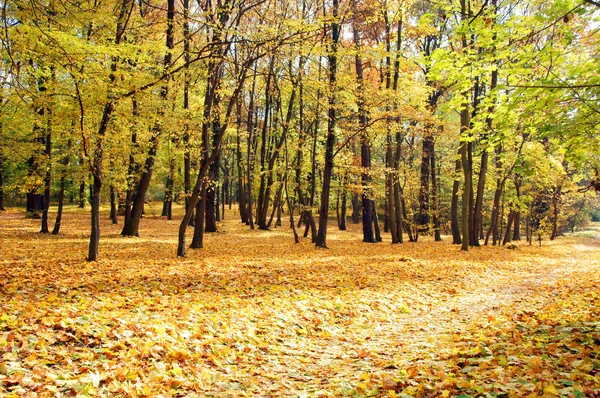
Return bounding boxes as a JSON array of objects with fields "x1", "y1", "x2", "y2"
[{"x1": 0, "y1": 209, "x2": 599, "y2": 397}]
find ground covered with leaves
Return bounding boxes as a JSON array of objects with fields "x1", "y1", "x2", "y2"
[{"x1": 1, "y1": 205, "x2": 599, "y2": 397}]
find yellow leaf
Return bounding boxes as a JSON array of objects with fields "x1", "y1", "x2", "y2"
[{"x1": 543, "y1": 384, "x2": 560, "y2": 397}]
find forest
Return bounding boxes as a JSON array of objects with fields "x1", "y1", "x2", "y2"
[
  {"x1": 0, "y1": 0, "x2": 599, "y2": 257},
  {"x1": 1, "y1": 0, "x2": 600, "y2": 396}
]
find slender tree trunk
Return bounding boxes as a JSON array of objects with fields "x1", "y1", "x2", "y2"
[
  {"x1": 236, "y1": 119, "x2": 248, "y2": 223},
  {"x1": 503, "y1": 210, "x2": 515, "y2": 245},
  {"x1": 191, "y1": 191, "x2": 206, "y2": 248},
  {"x1": 0, "y1": 147, "x2": 5, "y2": 211},
  {"x1": 431, "y1": 143, "x2": 441, "y2": 241},
  {"x1": 52, "y1": 175, "x2": 66, "y2": 234},
  {"x1": 110, "y1": 185, "x2": 118, "y2": 224},
  {"x1": 352, "y1": 0, "x2": 375, "y2": 243},
  {"x1": 246, "y1": 71, "x2": 257, "y2": 229},
  {"x1": 162, "y1": 156, "x2": 174, "y2": 219},
  {"x1": 372, "y1": 202, "x2": 382, "y2": 242},
  {"x1": 418, "y1": 133, "x2": 433, "y2": 232},
  {"x1": 79, "y1": 178, "x2": 85, "y2": 208},
  {"x1": 40, "y1": 116, "x2": 52, "y2": 233},
  {"x1": 460, "y1": 107, "x2": 471, "y2": 251},
  {"x1": 513, "y1": 176, "x2": 521, "y2": 240},
  {"x1": 183, "y1": 0, "x2": 192, "y2": 226},
  {"x1": 87, "y1": 0, "x2": 132, "y2": 260},
  {"x1": 315, "y1": 0, "x2": 339, "y2": 248},
  {"x1": 451, "y1": 147, "x2": 462, "y2": 244},
  {"x1": 550, "y1": 185, "x2": 560, "y2": 240}
]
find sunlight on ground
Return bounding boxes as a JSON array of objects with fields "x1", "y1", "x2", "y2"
[{"x1": 1, "y1": 206, "x2": 599, "y2": 397}]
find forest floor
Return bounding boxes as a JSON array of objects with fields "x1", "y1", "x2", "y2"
[{"x1": 1, "y1": 204, "x2": 599, "y2": 397}]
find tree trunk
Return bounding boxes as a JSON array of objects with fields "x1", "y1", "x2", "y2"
[
  {"x1": 0, "y1": 147, "x2": 5, "y2": 211},
  {"x1": 191, "y1": 191, "x2": 206, "y2": 248},
  {"x1": 52, "y1": 175, "x2": 66, "y2": 235},
  {"x1": 418, "y1": 133, "x2": 433, "y2": 232},
  {"x1": 110, "y1": 185, "x2": 118, "y2": 224},
  {"x1": 183, "y1": 0, "x2": 192, "y2": 226},
  {"x1": 121, "y1": 134, "x2": 159, "y2": 236},
  {"x1": 460, "y1": 107, "x2": 471, "y2": 251},
  {"x1": 512, "y1": 176, "x2": 521, "y2": 240},
  {"x1": 162, "y1": 159, "x2": 174, "y2": 219},
  {"x1": 53, "y1": 137, "x2": 69, "y2": 235},
  {"x1": 431, "y1": 142, "x2": 441, "y2": 241},
  {"x1": 451, "y1": 148, "x2": 462, "y2": 244},
  {"x1": 315, "y1": 0, "x2": 340, "y2": 248},
  {"x1": 40, "y1": 119, "x2": 52, "y2": 233},
  {"x1": 246, "y1": 70, "x2": 257, "y2": 229},
  {"x1": 372, "y1": 202, "x2": 382, "y2": 242},
  {"x1": 503, "y1": 210, "x2": 515, "y2": 245},
  {"x1": 79, "y1": 179, "x2": 85, "y2": 208},
  {"x1": 550, "y1": 185, "x2": 560, "y2": 240}
]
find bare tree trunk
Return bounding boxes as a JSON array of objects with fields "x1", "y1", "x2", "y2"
[
  {"x1": 431, "y1": 142, "x2": 441, "y2": 241},
  {"x1": 451, "y1": 147, "x2": 462, "y2": 244},
  {"x1": 460, "y1": 106, "x2": 472, "y2": 251},
  {"x1": 52, "y1": 175, "x2": 66, "y2": 234},
  {"x1": 110, "y1": 185, "x2": 118, "y2": 224},
  {"x1": 503, "y1": 210, "x2": 515, "y2": 245},
  {"x1": 352, "y1": 0, "x2": 375, "y2": 243},
  {"x1": 0, "y1": 147, "x2": 4, "y2": 211},
  {"x1": 191, "y1": 191, "x2": 206, "y2": 248},
  {"x1": 315, "y1": 0, "x2": 340, "y2": 248}
]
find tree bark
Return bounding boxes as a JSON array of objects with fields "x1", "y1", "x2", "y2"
[
  {"x1": 460, "y1": 107, "x2": 472, "y2": 251},
  {"x1": 451, "y1": 147, "x2": 462, "y2": 244},
  {"x1": 315, "y1": 0, "x2": 340, "y2": 248},
  {"x1": 431, "y1": 141, "x2": 442, "y2": 241},
  {"x1": 0, "y1": 146, "x2": 5, "y2": 211},
  {"x1": 110, "y1": 185, "x2": 118, "y2": 224}
]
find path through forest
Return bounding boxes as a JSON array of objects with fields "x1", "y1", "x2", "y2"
[{"x1": 1, "y1": 207, "x2": 599, "y2": 396}]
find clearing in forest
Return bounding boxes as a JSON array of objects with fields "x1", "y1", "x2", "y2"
[{"x1": 1, "y1": 206, "x2": 599, "y2": 397}]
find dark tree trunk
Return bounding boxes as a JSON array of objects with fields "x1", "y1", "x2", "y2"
[
  {"x1": 513, "y1": 176, "x2": 521, "y2": 240},
  {"x1": 550, "y1": 185, "x2": 560, "y2": 240},
  {"x1": 124, "y1": 101, "x2": 138, "y2": 229},
  {"x1": 460, "y1": 108, "x2": 471, "y2": 251},
  {"x1": 418, "y1": 133, "x2": 433, "y2": 232},
  {"x1": 503, "y1": 210, "x2": 515, "y2": 245},
  {"x1": 206, "y1": 94, "x2": 222, "y2": 232},
  {"x1": 246, "y1": 70, "x2": 257, "y2": 229},
  {"x1": 40, "y1": 122, "x2": 52, "y2": 233},
  {"x1": 467, "y1": 141, "x2": 475, "y2": 246},
  {"x1": 431, "y1": 142, "x2": 441, "y2": 241},
  {"x1": 372, "y1": 202, "x2": 382, "y2": 242},
  {"x1": 352, "y1": 0, "x2": 375, "y2": 244},
  {"x1": 123, "y1": 0, "x2": 174, "y2": 235},
  {"x1": 191, "y1": 191, "x2": 206, "y2": 248},
  {"x1": 177, "y1": 5, "x2": 252, "y2": 256},
  {"x1": 0, "y1": 147, "x2": 5, "y2": 211},
  {"x1": 52, "y1": 175, "x2": 66, "y2": 234},
  {"x1": 183, "y1": 0, "x2": 192, "y2": 226},
  {"x1": 52, "y1": 141, "x2": 69, "y2": 235},
  {"x1": 451, "y1": 148, "x2": 462, "y2": 245},
  {"x1": 87, "y1": 0, "x2": 134, "y2": 261},
  {"x1": 79, "y1": 179, "x2": 85, "y2": 208},
  {"x1": 236, "y1": 116, "x2": 248, "y2": 223},
  {"x1": 315, "y1": 0, "x2": 340, "y2": 248},
  {"x1": 162, "y1": 162, "x2": 174, "y2": 219},
  {"x1": 338, "y1": 178, "x2": 347, "y2": 230},
  {"x1": 121, "y1": 135, "x2": 159, "y2": 236},
  {"x1": 351, "y1": 194, "x2": 360, "y2": 224},
  {"x1": 110, "y1": 185, "x2": 118, "y2": 224}
]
